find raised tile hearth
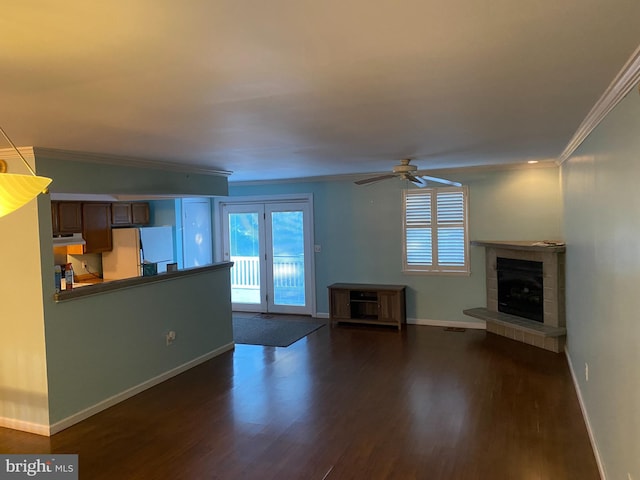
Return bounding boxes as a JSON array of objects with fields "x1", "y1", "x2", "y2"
[{"x1": 464, "y1": 241, "x2": 566, "y2": 353}]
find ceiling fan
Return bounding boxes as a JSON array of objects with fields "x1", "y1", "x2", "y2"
[{"x1": 354, "y1": 159, "x2": 461, "y2": 188}]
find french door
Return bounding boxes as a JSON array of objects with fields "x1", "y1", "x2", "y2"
[{"x1": 220, "y1": 197, "x2": 314, "y2": 315}]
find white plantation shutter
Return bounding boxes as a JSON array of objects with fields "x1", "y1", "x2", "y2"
[
  {"x1": 405, "y1": 193, "x2": 432, "y2": 265},
  {"x1": 436, "y1": 191, "x2": 465, "y2": 267},
  {"x1": 403, "y1": 187, "x2": 468, "y2": 273}
]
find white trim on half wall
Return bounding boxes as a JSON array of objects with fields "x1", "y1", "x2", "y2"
[{"x1": 48, "y1": 342, "x2": 234, "y2": 436}]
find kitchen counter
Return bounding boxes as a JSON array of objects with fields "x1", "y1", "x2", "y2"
[
  {"x1": 70, "y1": 277, "x2": 103, "y2": 289},
  {"x1": 54, "y1": 262, "x2": 233, "y2": 302}
]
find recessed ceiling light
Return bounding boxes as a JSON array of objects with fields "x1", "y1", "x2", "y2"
[{"x1": 527, "y1": 160, "x2": 539, "y2": 164}]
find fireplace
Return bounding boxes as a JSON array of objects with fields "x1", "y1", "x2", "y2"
[
  {"x1": 497, "y1": 257, "x2": 543, "y2": 322},
  {"x1": 464, "y1": 241, "x2": 566, "y2": 353}
]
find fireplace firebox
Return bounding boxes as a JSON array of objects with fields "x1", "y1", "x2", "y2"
[{"x1": 497, "y1": 257, "x2": 543, "y2": 322}]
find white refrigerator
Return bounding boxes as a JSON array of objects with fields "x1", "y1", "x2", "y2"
[{"x1": 102, "y1": 227, "x2": 174, "y2": 280}]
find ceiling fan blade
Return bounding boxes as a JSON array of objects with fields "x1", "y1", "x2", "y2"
[
  {"x1": 354, "y1": 174, "x2": 396, "y2": 185},
  {"x1": 414, "y1": 173, "x2": 462, "y2": 187},
  {"x1": 405, "y1": 174, "x2": 427, "y2": 188}
]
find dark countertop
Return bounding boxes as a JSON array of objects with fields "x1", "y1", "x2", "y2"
[{"x1": 54, "y1": 262, "x2": 233, "y2": 302}]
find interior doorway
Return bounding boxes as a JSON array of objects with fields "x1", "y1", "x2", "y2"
[{"x1": 181, "y1": 198, "x2": 213, "y2": 268}]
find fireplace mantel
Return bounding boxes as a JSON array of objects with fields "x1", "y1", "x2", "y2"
[
  {"x1": 470, "y1": 240, "x2": 565, "y2": 253},
  {"x1": 465, "y1": 240, "x2": 566, "y2": 353}
]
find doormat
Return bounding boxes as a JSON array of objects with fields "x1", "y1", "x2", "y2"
[
  {"x1": 233, "y1": 317, "x2": 325, "y2": 347},
  {"x1": 444, "y1": 327, "x2": 467, "y2": 332}
]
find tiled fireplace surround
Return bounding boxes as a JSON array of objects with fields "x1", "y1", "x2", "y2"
[{"x1": 464, "y1": 241, "x2": 566, "y2": 353}]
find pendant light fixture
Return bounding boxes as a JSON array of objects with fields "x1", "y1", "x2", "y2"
[{"x1": 0, "y1": 126, "x2": 52, "y2": 218}]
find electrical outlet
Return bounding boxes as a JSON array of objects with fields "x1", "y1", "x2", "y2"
[
  {"x1": 585, "y1": 363, "x2": 589, "y2": 382},
  {"x1": 166, "y1": 330, "x2": 176, "y2": 346}
]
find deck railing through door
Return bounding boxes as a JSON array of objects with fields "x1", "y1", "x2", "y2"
[{"x1": 230, "y1": 255, "x2": 304, "y2": 289}]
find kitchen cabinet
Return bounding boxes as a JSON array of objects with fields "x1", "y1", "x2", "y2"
[
  {"x1": 51, "y1": 203, "x2": 58, "y2": 234},
  {"x1": 52, "y1": 201, "x2": 82, "y2": 235},
  {"x1": 131, "y1": 202, "x2": 150, "y2": 225},
  {"x1": 82, "y1": 203, "x2": 112, "y2": 253},
  {"x1": 328, "y1": 283, "x2": 406, "y2": 330},
  {"x1": 111, "y1": 202, "x2": 150, "y2": 226},
  {"x1": 111, "y1": 202, "x2": 133, "y2": 225}
]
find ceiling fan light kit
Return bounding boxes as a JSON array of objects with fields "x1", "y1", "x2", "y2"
[
  {"x1": 354, "y1": 159, "x2": 461, "y2": 188},
  {"x1": 0, "y1": 165, "x2": 52, "y2": 217},
  {"x1": 0, "y1": 126, "x2": 53, "y2": 218}
]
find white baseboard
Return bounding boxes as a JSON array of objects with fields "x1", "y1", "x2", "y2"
[
  {"x1": 48, "y1": 342, "x2": 235, "y2": 436},
  {"x1": 565, "y1": 348, "x2": 606, "y2": 480},
  {"x1": 314, "y1": 312, "x2": 329, "y2": 319},
  {"x1": 407, "y1": 318, "x2": 486, "y2": 329},
  {"x1": 0, "y1": 417, "x2": 50, "y2": 436}
]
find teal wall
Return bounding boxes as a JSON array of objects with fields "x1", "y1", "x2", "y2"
[
  {"x1": 229, "y1": 166, "x2": 562, "y2": 321},
  {"x1": 148, "y1": 199, "x2": 176, "y2": 226},
  {"x1": 563, "y1": 90, "x2": 640, "y2": 479},
  {"x1": 44, "y1": 270, "x2": 232, "y2": 423},
  {"x1": 34, "y1": 154, "x2": 232, "y2": 426},
  {"x1": 36, "y1": 154, "x2": 228, "y2": 197}
]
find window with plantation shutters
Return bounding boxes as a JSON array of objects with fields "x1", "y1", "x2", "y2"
[{"x1": 403, "y1": 186, "x2": 469, "y2": 274}]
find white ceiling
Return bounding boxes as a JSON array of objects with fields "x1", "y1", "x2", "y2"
[{"x1": 1, "y1": 0, "x2": 639, "y2": 182}]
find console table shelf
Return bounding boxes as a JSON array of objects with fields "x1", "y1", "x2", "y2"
[{"x1": 328, "y1": 283, "x2": 406, "y2": 330}]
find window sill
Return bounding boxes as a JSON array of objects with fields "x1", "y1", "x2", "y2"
[{"x1": 402, "y1": 269, "x2": 470, "y2": 276}]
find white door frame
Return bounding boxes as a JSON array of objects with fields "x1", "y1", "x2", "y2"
[{"x1": 215, "y1": 193, "x2": 316, "y2": 316}]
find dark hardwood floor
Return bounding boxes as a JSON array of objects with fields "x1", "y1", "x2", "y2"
[{"x1": 0, "y1": 315, "x2": 598, "y2": 479}]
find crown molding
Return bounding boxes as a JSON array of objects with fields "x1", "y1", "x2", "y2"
[
  {"x1": 558, "y1": 45, "x2": 640, "y2": 165},
  {"x1": 229, "y1": 159, "x2": 558, "y2": 186},
  {"x1": 0, "y1": 147, "x2": 37, "y2": 175},
  {"x1": 31, "y1": 147, "x2": 232, "y2": 177},
  {"x1": 0, "y1": 146, "x2": 35, "y2": 161}
]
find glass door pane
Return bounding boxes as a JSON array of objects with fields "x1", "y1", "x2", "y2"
[
  {"x1": 228, "y1": 211, "x2": 262, "y2": 306},
  {"x1": 270, "y1": 211, "x2": 305, "y2": 307},
  {"x1": 265, "y1": 202, "x2": 312, "y2": 315}
]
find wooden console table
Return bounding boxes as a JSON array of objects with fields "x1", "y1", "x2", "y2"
[{"x1": 328, "y1": 283, "x2": 406, "y2": 330}]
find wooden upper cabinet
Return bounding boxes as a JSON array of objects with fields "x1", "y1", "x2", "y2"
[
  {"x1": 52, "y1": 201, "x2": 82, "y2": 235},
  {"x1": 131, "y1": 202, "x2": 150, "y2": 225},
  {"x1": 82, "y1": 203, "x2": 112, "y2": 253},
  {"x1": 111, "y1": 202, "x2": 150, "y2": 226},
  {"x1": 51, "y1": 202, "x2": 59, "y2": 234},
  {"x1": 111, "y1": 202, "x2": 133, "y2": 225}
]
